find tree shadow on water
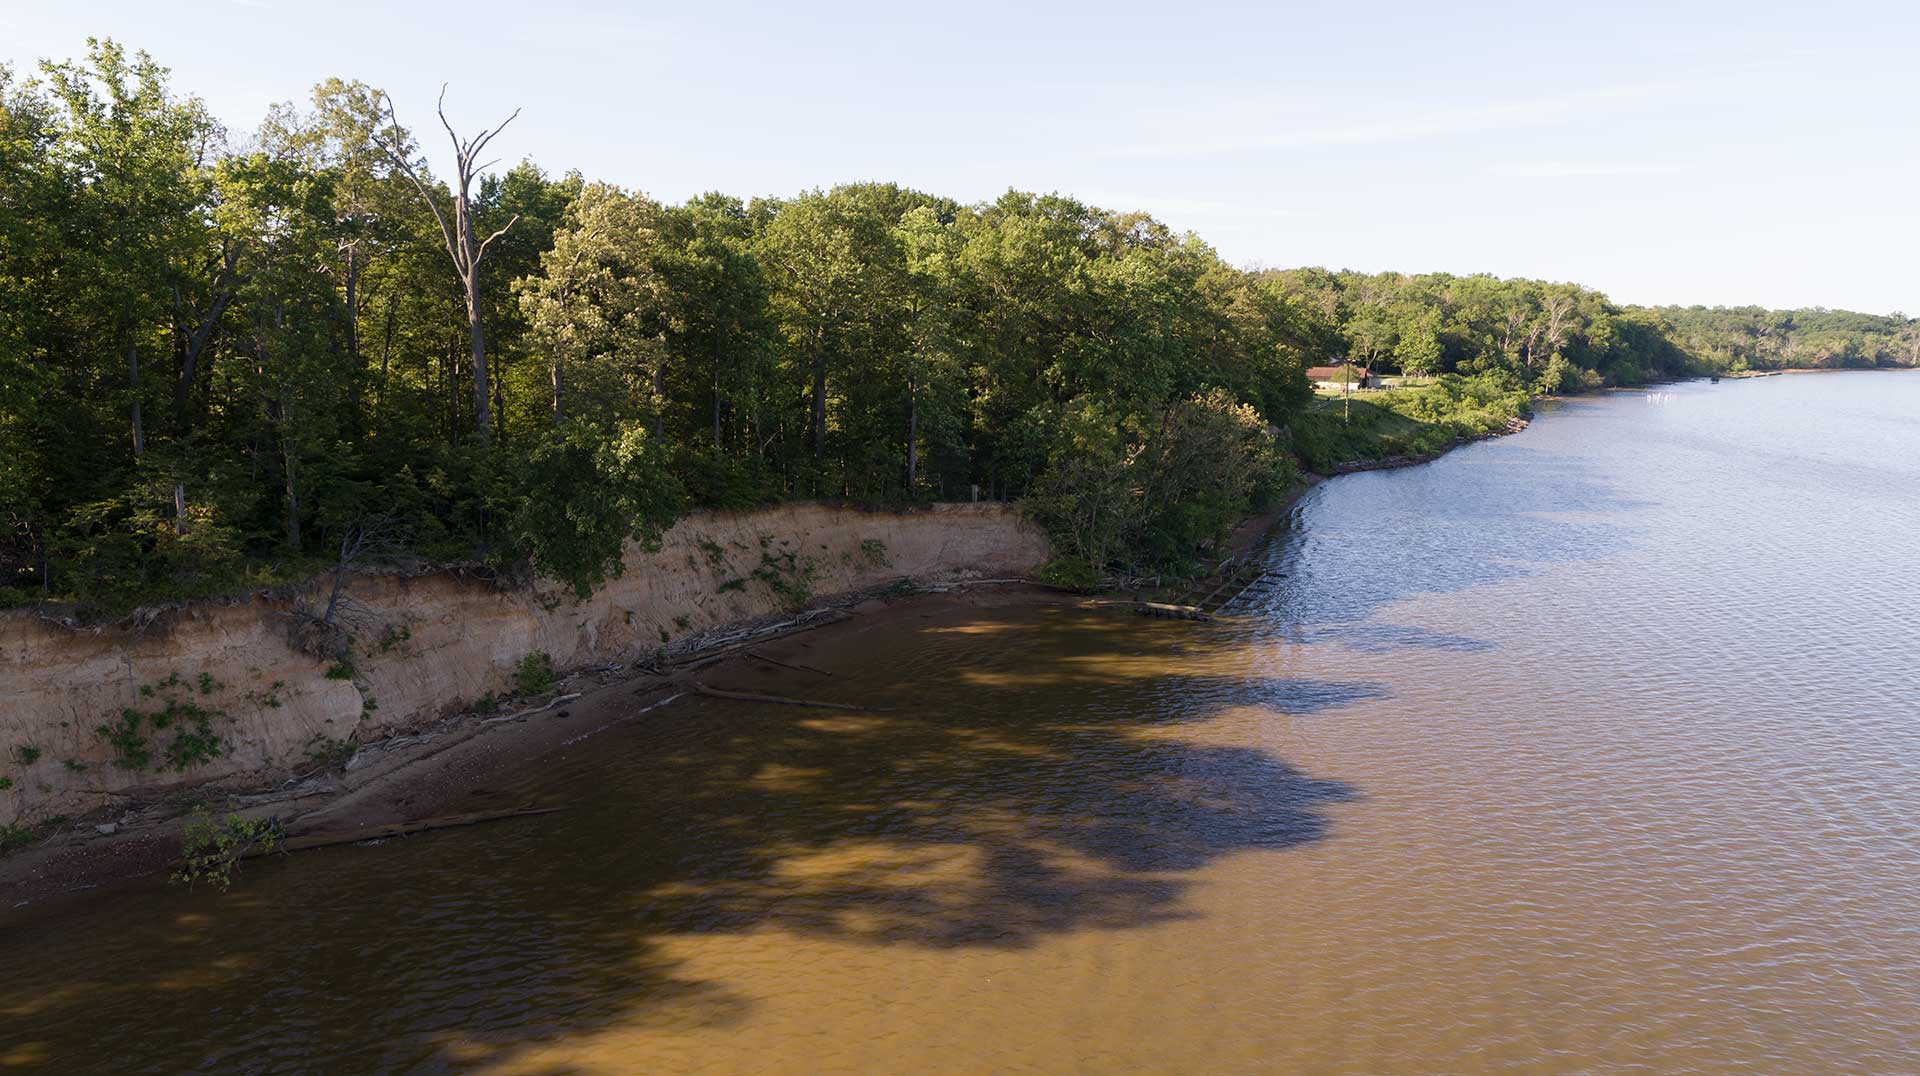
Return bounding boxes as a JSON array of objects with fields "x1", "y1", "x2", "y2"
[{"x1": 0, "y1": 606, "x2": 1370, "y2": 1074}]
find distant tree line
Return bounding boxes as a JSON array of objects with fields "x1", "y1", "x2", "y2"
[{"x1": 2, "y1": 42, "x2": 1912, "y2": 613}]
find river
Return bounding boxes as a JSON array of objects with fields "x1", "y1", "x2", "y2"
[{"x1": 4, "y1": 371, "x2": 1919, "y2": 1074}]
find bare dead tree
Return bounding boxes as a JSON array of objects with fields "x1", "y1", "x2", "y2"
[
  {"x1": 1540, "y1": 289, "x2": 1577, "y2": 358},
  {"x1": 371, "y1": 86, "x2": 520, "y2": 442}
]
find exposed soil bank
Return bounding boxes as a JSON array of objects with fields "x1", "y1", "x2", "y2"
[
  {"x1": 0, "y1": 503, "x2": 1045, "y2": 846},
  {"x1": 1, "y1": 581, "x2": 1063, "y2": 918},
  {"x1": 1, "y1": 404, "x2": 1546, "y2": 912}
]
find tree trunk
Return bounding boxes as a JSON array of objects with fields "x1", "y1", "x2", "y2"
[
  {"x1": 466, "y1": 276, "x2": 490, "y2": 440},
  {"x1": 175, "y1": 250, "x2": 236, "y2": 427},
  {"x1": 128, "y1": 332, "x2": 145, "y2": 458},
  {"x1": 374, "y1": 296, "x2": 395, "y2": 438},
  {"x1": 652, "y1": 355, "x2": 665, "y2": 439},
  {"x1": 284, "y1": 460, "x2": 301, "y2": 550},
  {"x1": 344, "y1": 248, "x2": 363, "y2": 442},
  {"x1": 492, "y1": 336, "x2": 506, "y2": 444},
  {"x1": 448, "y1": 328, "x2": 461, "y2": 444},
  {"x1": 711, "y1": 333, "x2": 724, "y2": 447},
  {"x1": 811, "y1": 341, "x2": 827, "y2": 459},
  {"x1": 906, "y1": 371, "x2": 918, "y2": 493}
]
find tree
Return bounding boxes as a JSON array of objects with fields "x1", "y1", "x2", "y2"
[
  {"x1": 374, "y1": 86, "x2": 520, "y2": 441},
  {"x1": 1395, "y1": 308, "x2": 1443, "y2": 379}
]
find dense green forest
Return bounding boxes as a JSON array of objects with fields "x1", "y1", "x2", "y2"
[{"x1": 3, "y1": 42, "x2": 1914, "y2": 614}]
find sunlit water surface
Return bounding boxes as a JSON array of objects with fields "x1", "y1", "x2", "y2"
[{"x1": 4, "y1": 372, "x2": 1919, "y2": 1074}]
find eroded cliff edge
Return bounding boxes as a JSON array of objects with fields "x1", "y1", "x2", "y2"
[{"x1": 0, "y1": 502, "x2": 1048, "y2": 826}]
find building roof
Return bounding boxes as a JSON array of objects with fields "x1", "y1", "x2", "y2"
[{"x1": 1306, "y1": 366, "x2": 1369, "y2": 380}]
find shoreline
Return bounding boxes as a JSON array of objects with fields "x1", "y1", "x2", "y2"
[
  {"x1": 1, "y1": 406, "x2": 1550, "y2": 918},
  {"x1": 1320, "y1": 414, "x2": 1532, "y2": 476},
  {"x1": 0, "y1": 582, "x2": 1070, "y2": 920}
]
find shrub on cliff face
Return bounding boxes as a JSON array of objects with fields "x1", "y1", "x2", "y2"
[
  {"x1": 505, "y1": 421, "x2": 687, "y2": 599},
  {"x1": 514, "y1": 652, "x2": 556, "y2": 696}
]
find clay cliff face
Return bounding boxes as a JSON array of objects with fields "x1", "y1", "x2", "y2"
[{"x1": 0, "y1": 503, "x2": 1048, "y2": 824}]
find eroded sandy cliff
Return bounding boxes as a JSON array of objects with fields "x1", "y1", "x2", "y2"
[{"x1": 0, "y1": 503, "x2": 1047, "y2": 824}]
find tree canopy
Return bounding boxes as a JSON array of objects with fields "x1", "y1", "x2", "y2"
[{"x1": 3, "y1": 41, "x2": 1911, "y2": 614}]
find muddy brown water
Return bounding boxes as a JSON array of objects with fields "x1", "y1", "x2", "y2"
[{"x1": 5, "y1": 372, "x2": 1920, "y2": 1074}]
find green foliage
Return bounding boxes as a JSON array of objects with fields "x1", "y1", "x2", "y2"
[
  {"x1": 0, "y1": 776, "x2": 12, "y2": 791},
  {"x1": 1036, "y1": 556, "x2": 1102, "y2": 591},
  {"x1": 751, "y1": 547, "x2": 818, "y2": 608},
  {"x1": 1287, "y1": 374, "x2": 1529, "y2": 471},
  {"x1": 1651, "y1": 305, "x2": 1920, "y2": 372},
  {"x1": 303, "y1": 735, "x2": 354, "y2": 771},
  {"x1": 172, "y1": 808, "x2": 283, "y2": 889},
  {"x1": 1027, "y1": 391, "x2": 1288, "y2": 576},
  {"x1": 4, "y1": 38, "x2": 1908, "y2": 619},
  {"x1": 94, "y1": 678, "x2": 228, "y2": 772},
  {"x1": 323, "y1": 660, "x2": 355, "y2": 680},
  {"x1": 246, "y1": 681, "x2": 286, "y2": 708},
  {"x1": 505, "y1": 421, "x2": 687, "y2": 599},
  {"x1": 0, "y1": 824, "x2": 34, "y2": 854},
  {"x1": 514, "y1": 651, "x2": 556, "y2": 696},
  {"x1": 374, "y1": 624, "x2": 412, "y2": 654},
  {"x1": 94, "y1": 711, "x2": 151, "y2": 770},
  {"x1": 13, "y1": 744, "x2": 41, "y2": 765}
]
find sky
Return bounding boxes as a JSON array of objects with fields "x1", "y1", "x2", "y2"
[{"x1": 6, "y1": 0, "x2": 1918, "y2": 314}]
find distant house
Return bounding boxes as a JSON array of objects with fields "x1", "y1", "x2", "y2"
[{"x1": 1306, "y1": 365, "x2": 1382, "y2": 390}]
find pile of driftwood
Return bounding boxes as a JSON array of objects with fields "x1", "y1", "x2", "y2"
[{"x1": 656, "y1": 606, "x2": 850, "y2": 674}]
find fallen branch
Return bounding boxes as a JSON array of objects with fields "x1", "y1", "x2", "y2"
[
  {"x1": 690, "y1": 681, "x2": 882, "y2": 712},
  {"x1": 1134, "y1": 601, "x2": 1215, "y2": 621},
  {"x1": 745, "y1": 649, "x2": 834, "y2": 677},
  {"x1": 483, "y1": 692, "x2": 582, "y2": 724},
  {"x1": 255, "y1": 805, "x2": 564, "y2": 857}
]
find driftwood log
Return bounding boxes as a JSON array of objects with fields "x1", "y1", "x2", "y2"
[
  {"x1": 745, "y1": 649, "x2": 834, "y2": 677},
  {"x1": 248, "y1": 805, "x2": 564, "y2": 858},
  {"x1": 1134, "y1": 602, "x2": 1215, "y2": 621},
  {"x1": 690, "y1": 681, "x2": 882, "y2": 712}
]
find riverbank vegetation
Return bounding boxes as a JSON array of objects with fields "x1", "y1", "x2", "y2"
[{"x1": 4, "y1": 41, "x2": 1916, "y2": 614}]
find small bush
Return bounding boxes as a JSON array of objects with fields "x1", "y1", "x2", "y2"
[
  {"x1": 95, "y1": 681, "x2": 229, "y2": 772},
  {"x1": 173, "y1": 808, "x2": 284, "y2": 889},
  {"x1": 323, "y1": 660, "x2": 355, "y2": 680},
  {"x1": 304, "y1": 736, "x2": 355, "y2": 771},
  {"x1": 514, "y1": 652, "x2": 556, "y2": 696},
  {"x1": 374, "y1": 624, "x2": 412, "y2": 654},
  {"x1": 13, "y1": 745, "x2": 40, "y2": 766},
  {"x1": 1036, "y1": 556, "x2": 1102, "y2": 591}
]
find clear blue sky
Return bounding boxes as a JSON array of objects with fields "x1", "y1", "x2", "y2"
[{"x1": 7, "y1": 0, "x2": 1918, "y2": 313}]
